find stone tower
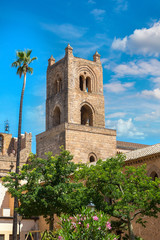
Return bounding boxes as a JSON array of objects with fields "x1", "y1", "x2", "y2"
[{"x1": 36, "y1": 45, "x2": 116, "y2": 163}]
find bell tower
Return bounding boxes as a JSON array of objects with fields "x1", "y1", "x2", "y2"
[{"x1": 37, "y1": 45, "x2": 116, "y2": 163}]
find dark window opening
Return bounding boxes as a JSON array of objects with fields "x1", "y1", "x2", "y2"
[
  {"x1": 150, "y1": 171, "x2": 158, "y2": 181},
  {"x1": 9, "y1": 235, "x2": 19, "y2": 240},
  {"x1": 53, "y1": 107, "x2": 61, "y2": 126},
  {"x1": 54, "y1": 78, "x2": 62, "y2": 94},
  {"x1": 90, "y1": 156, "x2": 95, "y2": 162},
  {"x1": 81, "y1": 105, "x2": 93, "y2": 126},
  {"x1": 86, "y1": 77, "x2": 91, "y2": 93},
  {"x1": 79, "y1": 76, "x2": 84, "y2": 91}
]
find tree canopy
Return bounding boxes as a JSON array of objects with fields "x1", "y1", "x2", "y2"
[
  {"x1": 76, "y1": 154, "x2": 160, "y2": 240},
  {"x1": 3, "y1": 148, "x2": 88, "y2": 230}
]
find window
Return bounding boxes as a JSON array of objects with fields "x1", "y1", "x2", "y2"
[
  {"x1": 86, "y1": 77, "x2": 91, "y2": 92},
  {"x1": 89, "y1": 153, "x2": 97, "y2": 163},
  {"x1": 79, "y1": 76, "x2": 84, "y2": 91},
  {"x1": 0, "y1": 235, "x2": 4, "y2": 240},
  {"x1": 90, "y1": 156, "x2": 95, "y2": 162},
  {"x1": 54, "y1": 78, "x2": 62, "y2": 94},
  {"x1": 150, "y1": 171, "x2": 158, "y2": 181},
  {"x1": 81, "y1": 105, "x2": 93, "y2": 126},
  {"x1": 79, "y1": 75, "x2": 92, "y2": 92},
  {"x1": 9, "y1": 235, "x2": 19, "y2": 240},
  {"x1": 0, "y1": 135, "x2": 3, "y2": 153},
  {"x1": 53, "y1": 106, "x2": 61, "y2": 126}
]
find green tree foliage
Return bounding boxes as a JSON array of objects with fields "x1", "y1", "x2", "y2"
[
  {"x1": 76, "y1": 154, "x2": 160, "y2": 240},
  {"x1": 3, "y1": 148, "x2": 88, "y2": 231}
]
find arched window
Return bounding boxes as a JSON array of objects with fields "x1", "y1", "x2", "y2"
[
  {"x1": 0, "y1": 135, "x2": 3, "y2": 153},
  {"x1": 150, "y1": 171, "x2": 158, "y2": 181},
  {"x1": 89, "y1": 153, "x2": 97, "y2": 163},
  {"x1": 53, "y1": 107, "x2": 61, "y2": 126},
  {"x1": 90, "y1": 156, "x2": 95, "y2": 162},
  {"x1": 54, "y1": 78, "x2": 62, "y2": 94},
  {"x1": 81, "y1": 105, "x2": 93, "y2": 126},
  {"x1": 86, "y1": 77, "x2": 91, "y2": 92},
  {"x1": 79, "y1": 75, "x2": 84, "y2": 91}
]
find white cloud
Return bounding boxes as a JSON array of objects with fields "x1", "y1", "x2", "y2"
[
  {"x1": 114, "y1": 0, "x2": 128, "y2": 12},
  {"x1": 101, "y1": 58, "x2": 109, "y2": 64},
  {"x1": 112, "y1": 21, "x2": 160, "y2": 56},
  {"x1": 111, "y1": 59, "x2": 160, "y2": 78},
  {"x1": 26, "y1": 104, "x2": 45, "y2": 131},
  {"x1": 104, "y1": 81, "x2": 134, "y2": 93},
  {"x1": 151, "y1": 77, "x2": 160, "y2": 88},
  {"x1": 107, "y1": 112, "x2": 126, "y2": 118},
  {"x1": 41, "y1": 23, "x2": 87, "y2": 39},
  {"x1": 106, "y1": 118, "x2": 144, "y2": 139},
  {"x1": 141, "y1": 88, "x2": 160, "y2": 100},
  {"x1": 91, "y1": 9, "x2": 106, "y2": 21},
  {"x1": 135, "y1": 109, "x2": 160, "y2": 122},
  {"x1": 117, "y1": 118, "x2": 144, "y2": 138},
  {"x1": 112, "y1": 37, "x2": 127, "y2": 51}
]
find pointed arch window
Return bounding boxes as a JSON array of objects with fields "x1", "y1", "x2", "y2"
[
  {"x1": 86, "y1": 77, "x2": 91, "y2": 93},
  {"x1": 54, "y1": 78, "x2": 62, "y2": 94},
  {"x1": 53, "y1": 106, "x2": 61, "y2": 126},
  {"x1": 79, "y1": 75, "x2": 84, "y2": 91},
  {"x1": 150, "y1": 171, "x2": 158, "y2": 181},
  {"x1": 89, "y1": 153, "x2": 97, "y2": 163},
  {"x1": 81, "y1": 105, "x2": 93, "y2": 126}
]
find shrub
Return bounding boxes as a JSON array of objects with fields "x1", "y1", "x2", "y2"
[{"x1": 58, "y1": 207, "x2": 118, "y2": 240}]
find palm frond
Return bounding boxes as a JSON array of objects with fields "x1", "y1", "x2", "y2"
[
  {"x1": 12, "y1": 49, "x2": 37, "y2": 77},
  {"x1": 17, "y1": 67, "x2": 23, "y2": 78},
  {"x1": 27, "y1": 67, "x2": 33, "y2": 74},
  {"x1": 16, "y1": 51, "x2": 25, "y2": 60},
  {"x1": 29, "y1": 57, "x2": 37, "y2": 64},
  {"x1": 12, "y1": 60, "x2": 21, "y2": 68},
  {"x1": 26, "y1": 50, "x2": 32, "y2": 57}
]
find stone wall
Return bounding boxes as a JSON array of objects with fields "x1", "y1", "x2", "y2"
[
  {"x1": 37, "y1": 123, "x2": 116, "y2": 163},
  {"x1": 0, "y1": 132, "x2": 32, "y2": 176},
  {"x1": 65, "y1": 123, "x2": 116, "y2": 163}
]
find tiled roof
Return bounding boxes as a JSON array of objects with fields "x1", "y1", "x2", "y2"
[
  {"x1": 117, "y1": 141, "x2": 148, "y2": 151},
  {"x1": 126, "y1": 143, "x2": 160, "y2": 161}
]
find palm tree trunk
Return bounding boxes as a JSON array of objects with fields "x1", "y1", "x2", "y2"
[{"x1": 13, "y1": 73, "x2": 26, "y2": 240}]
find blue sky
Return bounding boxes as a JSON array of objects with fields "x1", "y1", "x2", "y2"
[{"x1": 1, "y1": 0, "x2": 160, "y2": 153}]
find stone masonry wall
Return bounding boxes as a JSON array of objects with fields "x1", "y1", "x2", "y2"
[
  {"x1": 37, "y1": 123, "x2": 116, "y2": 163},
  {"x1": 65, "y1": 123, "x2": 116, "y2": 163},
  {"x1": 0, "y1": 132, "x2": 32, "y2": 176},
  {"x1": 36, "y1": 124, "x2": 65, "y2": 158}
]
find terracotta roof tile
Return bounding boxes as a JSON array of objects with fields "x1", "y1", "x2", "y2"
[
  {"x1": 117, "y1": 141, "x2": 148, "y2": 151},
  {"x1": 126, "y1": 143, "x2": 160, "y2": 161}
]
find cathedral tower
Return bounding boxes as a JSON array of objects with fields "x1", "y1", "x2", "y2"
[{"x1": 36, "y1": 45, "x2": 116, "y2": 163}]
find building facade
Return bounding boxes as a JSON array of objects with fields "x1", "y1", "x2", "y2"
[
  {"x1": 36, "y1": 44, "x2": 117, "y2": 163},
  {"x1": 0, "y1": 132, "x2": 39, "y2": 240}
]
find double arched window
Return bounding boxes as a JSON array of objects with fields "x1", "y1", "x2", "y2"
[{"x1": 79, "y1": 75, "x2": 91, "y2": 93}]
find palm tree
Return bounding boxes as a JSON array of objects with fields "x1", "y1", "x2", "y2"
[{"x1": 11, "y1": 50, "x2": 37, "y2": 240}]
